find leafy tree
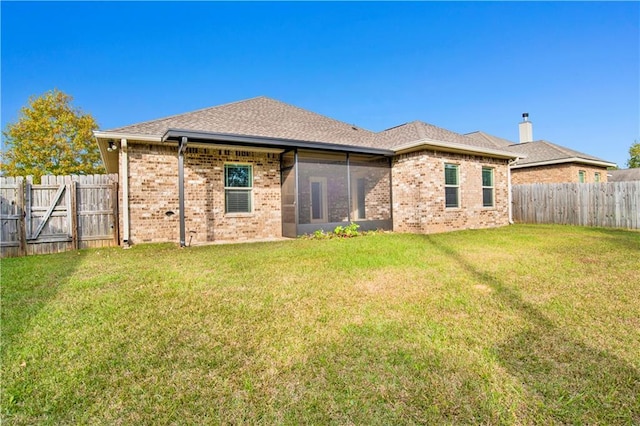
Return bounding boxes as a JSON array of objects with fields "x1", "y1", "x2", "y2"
[
  {"x1": 628, "y1": 141, "x2": 640, "y2": 168},
  {"x1": 1, "y1": 89, "x2": 104, "y2": 182}
]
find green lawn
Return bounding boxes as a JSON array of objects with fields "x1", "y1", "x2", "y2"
[{"x1": 2, "y1": 224, "x2": 639, "y2": 425}]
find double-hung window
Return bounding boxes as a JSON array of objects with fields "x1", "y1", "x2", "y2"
[
  {"x1": 594, "y1": 172, "x2": 601, "y2": 182},
  {"x1": 578, "y1": 170, "x2": 586, "y2": 183},
  {"x1": 482, "y1": 167, "x2": 494, "y2": 208},
  {"x1": 445, "y1": 163, "x2": 460, "y2": 208},
  {"x1": 224, "y1": 164, "x2": 252, "y2": 213}
]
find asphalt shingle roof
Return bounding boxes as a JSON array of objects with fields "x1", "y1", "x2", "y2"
[
  {"x1": 374, "y1": 121, "x2": 499, "y2": 150},
  {"x1": 464, "y1": 131, "x2": 514, "y2": 149},
  {"x1": 106, "y1": 96, "x2": 510, "y2": 154},
  {"x1": 608, "y1": 169, "x2": 640, "y2": 181},
  {"x1": 465, "y1": 130, "x2": 614, "y2": 166},
  {"x1": 504, "y1": 140, "x2": 612, "y2": 165},
  {"x1": 109, "y1": 96, "x2": 378, "y2": 147}
]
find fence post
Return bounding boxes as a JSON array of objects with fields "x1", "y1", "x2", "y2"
[
  {"x1": 69, "y1": 178, "x2": 79, "y2": 250},
  {"x1": 112, "y1": 180, "x2": 120, "y2": 246},
  {"x1": 17, "y1": 177, "x2": 27, "y2": 256}
]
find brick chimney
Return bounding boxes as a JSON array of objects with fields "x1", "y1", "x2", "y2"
[{"x1": 519, "y1": 113, "x2": 533, "y2": 143}]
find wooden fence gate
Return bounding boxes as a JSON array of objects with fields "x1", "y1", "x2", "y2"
[{"x1": 1, "y1": 174, "x2": 119, "y2": 257}]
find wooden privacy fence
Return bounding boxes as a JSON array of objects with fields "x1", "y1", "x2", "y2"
[
  {"x1": 512, "y1": 182, "x2": 639, "y2": 229},
  {"x1": 1, "y1": 174, "x2": 119, "y2": 257}
]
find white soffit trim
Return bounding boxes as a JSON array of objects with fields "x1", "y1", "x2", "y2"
[{"x1": 393, "y1": 138, "x2": 522, "y2": 159}]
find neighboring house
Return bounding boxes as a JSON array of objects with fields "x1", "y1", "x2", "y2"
[
  {"x1": 466, "y1": 114, "x2": 616, "y2": 185},
  {"x1": 608, "y1": 169, "x2": 640, "y2": 182},
  {"x1": 95, "y1": 97, "x2": 520, "y2": 246}
]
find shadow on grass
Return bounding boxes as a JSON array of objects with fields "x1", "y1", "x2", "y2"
[
  {"x1": 1, "y1": 250, "x2": 88, "y2": 413},
  {"x1": 1, "y1": 251, "x2": 89, "y2": 349},
  {"x1": 424, "y1": 235, "x2": 640, "y2": 424}
]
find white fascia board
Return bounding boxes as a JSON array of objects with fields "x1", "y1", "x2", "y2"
[
  {"x1": 393, "y1": 138, "x2": 522, "y2": 160},
  {"x1": 93, "y1": 131, "x2": 163, "y2": 142},
  {"x1": 94, "y1": 131, "x2": 284, "y2": 154},
  {"x1": 511, "y1": 157, "x2": 617, "y2": 169}
]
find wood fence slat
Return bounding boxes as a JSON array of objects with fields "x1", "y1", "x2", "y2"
[
  {"x1": 1, "y1": 173, "x2": 119, "y2": 257},
  {"x1": 513, "y1": 182, "x2": 640, "y2": 229}
]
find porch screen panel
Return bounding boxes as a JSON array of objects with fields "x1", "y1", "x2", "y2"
[
  {"x1": 349, "y1": 155, "x2": 392, "y2": 222},
  {"x1": 281, "y1": 151, "x2": 297, "y2": 237},
  {"x1": 297, "y1": 152, "x2": 348, "y2": 225}
]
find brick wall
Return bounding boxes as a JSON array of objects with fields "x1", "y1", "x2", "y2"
[
  {"x1": 121, "y1": 142, "x2": 281, "y2": 245},
  {"x1": 392, "y1": 150, "x2": 510, "y2": 233},
  {"x1": 511, "y1": 163, "x2": 609, "y2": 185}
]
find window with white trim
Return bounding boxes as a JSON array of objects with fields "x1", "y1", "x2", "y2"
[
  {"x1": 224, "y1": 164, "x2": 252, "y2": 213},
  {"x1": 594, "y1": 172, "x2": 601, "y2": 182},
  {"x1": 445, "y1": 163, "x2": 460, "y2": 208},
  {"x1": 578, "y1": 170, "x2": 586, "y2": 183},
  {"x1": 482, "y1": 167, "x2": 494, "y2": 208}
]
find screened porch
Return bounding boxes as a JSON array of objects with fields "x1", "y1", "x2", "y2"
[{"x1": 280, "y1": 150, "x2": 393, "y2": 237}]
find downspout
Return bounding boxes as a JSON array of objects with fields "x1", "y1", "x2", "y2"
[
  {"x1": 178, "y1": 136, "x2": 188, "y2": 247},
  {"x1": 507, "y1": 157, "x2": 519, "y2": 224},
  {"x1": 121, "y1": 138, "x2": 131, "y2": 247},
  {"x1": 346, "y1": 153, "x2": 351, "y2": 223}
]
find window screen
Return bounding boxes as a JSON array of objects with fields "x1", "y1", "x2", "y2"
[
  {"x1": 482, "y1": 167, "x2": 494, "y2": 207},
  {"x1": 225, "y1": 164, "x2": 252, "y2": 213},
  {"x1": 445, "y1": 164, "x2": 459, "y2": 208}
]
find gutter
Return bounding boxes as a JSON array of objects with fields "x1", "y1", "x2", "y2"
[
  {"x1": 507, "y1": 157, "x2": 519, "y2": 224},
  {"x1": 161, "y1": 129, "x2": 395, "y2": 156}
]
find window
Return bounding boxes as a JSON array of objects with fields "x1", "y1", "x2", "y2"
[
  {"x1": 482, "y1": 167, "x2": 494, "y2": 207},
  {"x1": 224, "y1": 164, "x2": 252, "y2": 213},
  {"x1": 445, "y1": 163, "x2": 459, "y2": 208},
  {"x1": 594, "y1": 172, "x2": 601, "y2": 182},
  {"x1": 578, "y1": 170, "x2": 586, "y2": 183}
]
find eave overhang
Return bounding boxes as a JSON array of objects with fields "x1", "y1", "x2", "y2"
[
  {"x1": 511, "y1": 157, "x2": 617, "y2": 169},
  {"x1": 161, "y1": 129, "x2": 395, "y2": 156},
  {"x1": 392, "y1": 138, "x2": 523, "y2": 160}
]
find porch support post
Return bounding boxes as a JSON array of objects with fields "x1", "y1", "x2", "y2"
[
  {"x1": 121, "y1": 139, "x2": 131, "y2": 247},
  {"x1": 346, "y1": 153, "x2": 351, "y2": 223},
  {"x1": 294, "y1": 149, "x2": 299, "y2": 235},
  {"x1": 178, "y1": 137, "x2": 188, "y2": 247},
  {"x1": 388, "y1": 156, "x2": 394, "y2": 229}
]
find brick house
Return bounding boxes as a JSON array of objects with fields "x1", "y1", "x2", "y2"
[
  {"x1": 95, "y1": 97, "x2": 520, "y2": 246},
  {"x1": 466, "y1": 114, "x2": 616, "y2": 185}
]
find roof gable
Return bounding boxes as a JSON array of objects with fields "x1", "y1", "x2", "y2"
[
  {"x1": 465, "y1": 131, "x2": 514, "y2": 148},
  {"x1": 375, "y1": 121, "x2": 499, "y2": 151}
]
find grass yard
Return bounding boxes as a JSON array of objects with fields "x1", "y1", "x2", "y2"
[{"x1": 1, "y1": 224, "x2": 639, "y2": 424}]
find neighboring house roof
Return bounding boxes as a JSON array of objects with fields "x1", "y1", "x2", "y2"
[
  {"x1": 505, "y1": 140, "x2": 615, "y2": 168},
  {"x1": 465, "y1": 130, "x2": 615, "y2": 169},
  {"x1": 608, "y1": 169, "x2": 640, "y2": 181}
]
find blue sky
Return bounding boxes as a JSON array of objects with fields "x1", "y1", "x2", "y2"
[{"x1": 2, "y1": 1, "x2": 638, "y2": 167}]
